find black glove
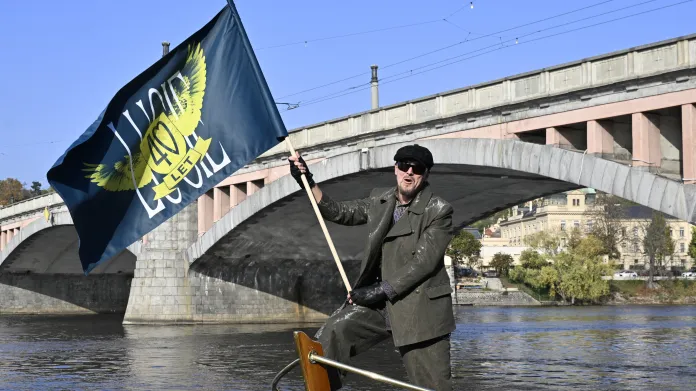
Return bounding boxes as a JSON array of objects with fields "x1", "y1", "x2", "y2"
[
  {"x1": 349, "y1": 283, "x2": 387, "y2": 307},
  {"x1": 289, "y1": 155, "x2": 316, "y2": 190}
]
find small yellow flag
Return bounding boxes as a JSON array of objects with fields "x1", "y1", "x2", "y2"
[{"x1": 43, "y1": 207, "x2": 50, "y2": 222}]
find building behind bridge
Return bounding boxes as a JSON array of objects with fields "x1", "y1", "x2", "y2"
[{"x1": 484, "y1": 189, "x2": 695, "y2": 271}]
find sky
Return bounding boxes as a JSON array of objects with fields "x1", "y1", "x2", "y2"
[{"x1": 1, "y1": 0, "x2": 695, "y2": 187}]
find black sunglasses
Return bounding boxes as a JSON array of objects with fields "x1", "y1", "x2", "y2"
[{"x1": 396, "y1": 161, "x2": 427, "y2": 175}]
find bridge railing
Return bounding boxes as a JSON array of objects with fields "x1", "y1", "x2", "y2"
[
  {"x1": 0, "y1": 192, "x2": 64, "y2": 222},
  {"x1": 257, "y1": 34, "x2": 696, "y2": 160}
]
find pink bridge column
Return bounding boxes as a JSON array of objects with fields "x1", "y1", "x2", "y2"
[
  {"x1": 0, "y1": 230, "x2": 6, "y2": 251},
  {"x1": 213, "y1": 186, "x2": 230, "y2": 222},
  {"x1": 587, "y1": 120, "x2": 614, "y2": 156},
  {"x1": 6, "y1": 229, "x2": 14, "y2": 242},
  {"x1": 230, "y1": 183, "x2": 246, "y2": 208},
  {"x1": 246, "y1": 180, "x2": 262, "y2": 196},
  {"x1": 632, "y1": 112, "x2": 661, "y2": 168},
  {"x1": 197, "y1": 189, "x2": 214, "y2": 236},
  {"x1": 546, "y1": 127, "x2": 571, "y2": 146},
  {"x1": 682, "y1": 104, "x2": 696, "y2": 184}
]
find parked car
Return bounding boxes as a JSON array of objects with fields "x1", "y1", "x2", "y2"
[
  {"x1": 682, "y1": 271, "x2": 696, "y2": 279},
  {"x1": 614, "y1": 270, "x2": 638, "y2": 279},
  {"x1": 482, "y1": 270, "x2": 498, "y2": 278},
  {"x1": 454, "y1": 266, "x2": 478, "y2": 278}
]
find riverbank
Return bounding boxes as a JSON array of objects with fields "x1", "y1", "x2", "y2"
[
  {"x1": 496, "y1": 277, "x2": 696, "y2": 305},
  {"x1": 608, "y1": 280, "x2": 696, "y2": 305}
]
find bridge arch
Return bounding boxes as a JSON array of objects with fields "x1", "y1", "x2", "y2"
[
  {"x1": 0, "y1": 210, "x2": 139, "y2": 314},
  {"x1": 188, "y1": 138, "x2": 696, "y2": 267},
  {"x1": 0, "y1": 210, "x2": 138, "y2": 274}
]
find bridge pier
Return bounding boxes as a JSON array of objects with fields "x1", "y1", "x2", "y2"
[
  {"x1": 123, "y1": 202, "x2": 336, "y2": 324},
  {"x1": 123, "y1": 204, "x2": 198, "y2": 324}
]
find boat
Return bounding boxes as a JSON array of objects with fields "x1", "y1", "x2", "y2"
[{"x1": 271, "y1": 331, "x2": 433, "y2": 391}]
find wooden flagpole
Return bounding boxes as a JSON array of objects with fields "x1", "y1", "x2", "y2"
[{"x1": 285, "y1": 139, "x2": 352, "y2": 293}]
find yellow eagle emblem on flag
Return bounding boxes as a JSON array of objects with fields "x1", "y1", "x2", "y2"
[{"x1": 83, "y1": 43, "x2": 210, "y2": 200}]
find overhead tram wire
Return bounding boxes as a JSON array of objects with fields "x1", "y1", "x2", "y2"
[
  {"x1": 292, "y1": 0, "x2": 658, "y2": 105},
  {"x1": 276, "y1": 0, "x2": 619, "y2": 100},
  {"x1": 288, "y1": 0, "x2": 694, "y2": 111},
  {"x1": 378, "y1": 0, "x2": 662, "y2": 85},
  {"x1": 257, "y1": 19, "x2": 442, "y2": 50},
  {"x1": 294, "y1": 0, "x2": 662, "y2": 108}
]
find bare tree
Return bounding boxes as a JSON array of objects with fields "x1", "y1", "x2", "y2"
[
  {"x1": 642, "y1": 212, "x2": 674, "y2": 288},
  {"x1": 587, "y1": 192, "x2": 629, "y2": 261}
]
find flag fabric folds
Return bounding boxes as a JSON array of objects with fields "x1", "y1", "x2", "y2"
[{"x1": 47, "y1": 1, "x2": 288, "y2": 274}]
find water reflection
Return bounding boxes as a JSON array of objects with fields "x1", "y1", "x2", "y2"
[{"x1": 0, "y1": 306, "x2": 694, "y2": 390}]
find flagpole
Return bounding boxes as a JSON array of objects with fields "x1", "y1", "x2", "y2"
[
  {"x1": 226, "y1": 0, "x2": 351, "y2": 293},
  {"x1": 285, "y1": 139, "x2": 352, "y2": 293}
]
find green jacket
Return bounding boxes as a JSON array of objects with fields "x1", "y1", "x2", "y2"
[{"x1": 317, "y1": 183, "x2": 456, "y2": 347}]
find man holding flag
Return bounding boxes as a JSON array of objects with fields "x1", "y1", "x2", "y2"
[
  {"x1": 47, "y1": 1, "x2": 287, "y2": 274},
  {"x1": 289, "y1": 144, "x2": 455, "y2": 391}
]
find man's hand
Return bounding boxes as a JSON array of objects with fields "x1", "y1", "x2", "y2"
[
  {"x1": 348, "y1": 283, "x2": 388, "y2": 307},
  {"x1": 288, "y1": 153, "x2": 316, "y2": 190}
]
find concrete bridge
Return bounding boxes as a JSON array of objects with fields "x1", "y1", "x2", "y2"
[{"x1": 2, "y1": 33, "x2": 696, "y2": 322}]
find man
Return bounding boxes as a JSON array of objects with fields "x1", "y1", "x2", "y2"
[{"x1": 288, "y1": 144, "x2": 455, "y2": 391}]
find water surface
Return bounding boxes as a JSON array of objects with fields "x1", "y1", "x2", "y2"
[{"x1": 0, "y1": 305, "x2": 694, "y2": 390}]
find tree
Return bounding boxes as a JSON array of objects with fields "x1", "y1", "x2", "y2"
[
  {"x1": 519, "y1": 249, "x2": 548, "y2": 269},
  {"x1": 546, "y1": 235, "x2": 611, "y2": 304},
  {"x1": 489, "y1": 253, "x2": 514, "y2": 276},
  {"x1": 643, "y1": 212, "x2": 674, "y2": 288},
  {"x1": 446, "y1": 230, "x2": 482, "y2": 269},
  {"x1": 689, "y1": 227, "x2": 696, "y2": 262},
  {"x1": 588, "y1": 193, "x2": 627, "y2": 260},
  {"x1": 470, "y1": 208, "x2": 513, "y2": 235},
  {"x1": 524, "y1": 230, "x2": 561, "y2": 256},
  {"x1": 567, "y1": 226, "x2": 584, "y2": 252},
  {"x1": 0, "y1": 178, "x2": 25, "y2": 206},
  {"x1": 30, "y1": 181, "x2": 42, "y2": 196}
]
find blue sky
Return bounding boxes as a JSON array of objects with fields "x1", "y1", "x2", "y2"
[{"x1": 1, "y1": 0, "x2": 695, "y2": 186}]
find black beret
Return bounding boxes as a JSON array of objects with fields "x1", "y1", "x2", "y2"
[{"x1": 394, "y1": 144, "x2": 434, "y2": 169}]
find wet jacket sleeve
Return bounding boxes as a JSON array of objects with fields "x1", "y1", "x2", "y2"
[
  {"x1": 316, "y1": 192, "x2": 370, "y2": 226},
  {"x1": 386, "y1": 202, "x2": 454, "y2": 297}
]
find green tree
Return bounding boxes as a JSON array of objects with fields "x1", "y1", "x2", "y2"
[
  {"x1": 0, "y1": 178, "x2": 26, "y2": 206},
  {"x1": 30, "y1": 181, "x2": 42, "y2": 196},
  {"x1": 688, "y1": 227, "x2": 696, "y2": 262},
  {"x1": 490, "y1": 252, "x2": 514, "y2": 276},
  {"x1": 550, "y1": 236, "x2": 611, "y2": 304},
  {"x1": 643, "y1": 212, "x2": 674, "y2": 288},
  {"x1": 524, "y1": 230, "x2": 561, "y2": 256},
  {"x1": 446, "y1": 230, "x2": 482, "y2": 269},
  {"x1": 515, "y1": 232, "x2": 612, "y2": 304},
  {"x1": 519, "y1": 249, "x2": 547, "y2": 269}
]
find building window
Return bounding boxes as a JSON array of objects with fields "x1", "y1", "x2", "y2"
[
  {"x1": 680, "y1": 242, "x2": 685, "y2": 253},
  {"x1": 574, "y1": 220, "x2": 580, "y2": 228},
  {"x1": 634, "y1": 259, "x2": 639, "y2": 264},
  {"x1": 633, "y1": 241, "x2": 640, "y2": 252},
  {"x1": 633, "y1": 227, "x2": 639, "y2": 238},
  {"x1": 572, "y1": 199, "x2": 580, "y2": 206},
  {"x1": 680, "y1": 228, "x2": 685, "y2": 237},
  {"x1": 670, "y1": 229, "x2": 674, "y2": 237},
  {"x1": 586, "y1": 220, "x2": 593, "y2": 231},
  {"x1": 561, "y1": 220, "x2": 566, "y2": 231}
]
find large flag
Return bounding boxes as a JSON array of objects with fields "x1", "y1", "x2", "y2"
[{"x1": 47, "y1": 1, "x2": 287, "y2": 274}]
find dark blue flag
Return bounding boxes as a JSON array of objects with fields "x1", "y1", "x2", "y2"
[{"x1": 47, "y1": 1, "x2": 288, "y2": 274}]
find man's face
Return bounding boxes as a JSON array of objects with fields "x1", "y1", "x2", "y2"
[{"x1": 394, "y1": 160, "x2": 428, "y2": 199}]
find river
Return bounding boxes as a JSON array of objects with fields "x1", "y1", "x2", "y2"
[{"x1": 0, "y1": 305, "x2": 694, "y2": 390}]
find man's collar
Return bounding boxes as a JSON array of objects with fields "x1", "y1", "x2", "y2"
[{"x1": 380, "y1": 183, "x2": 432, "y2": 215}]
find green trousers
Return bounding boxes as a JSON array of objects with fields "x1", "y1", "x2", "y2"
[{"x1": 315, "y1": 304, "x2": 452, "y2": 391}]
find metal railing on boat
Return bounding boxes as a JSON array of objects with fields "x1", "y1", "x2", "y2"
[{"x1": 271, "y1": 331, "x2": 433, "y2": 391}]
